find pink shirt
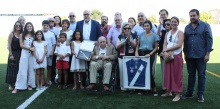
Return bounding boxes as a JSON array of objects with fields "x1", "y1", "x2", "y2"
[
  {"x1": 100, "y1": 25, "x2": 112, "y2": 37},
  {"x1": 106, "y1": 26, "x2": 122, "y2": 47}
]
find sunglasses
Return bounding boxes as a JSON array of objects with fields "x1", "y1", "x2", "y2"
[
  {"x1": 169, "y1": 35, "x2": 172, "y2": 42},
  {"x1": 69, "y1": 15, "x2": 75, "y2": 17},
  {"x1": 123, "y1": 28, "x2": 131, "y2": 30},
  {"x1": 49, "y1": 20, "x2": 54, "y2": 22},
  {"x1": 164, "y1": 23, "x2": 170, "y2": 26},
  {"x1": 138, "y1": 15, "x2": 144, "y2": 17},
  {"x1": 15, "y1": 25, "x2": 21, "y2": 27},
  {"x1": 84, "y1": 14, "x2": 90, "y2": 16}
]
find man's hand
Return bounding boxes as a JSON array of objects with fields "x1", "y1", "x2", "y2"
[
  {"x1": 102, "y1": 56, "x2": 109, "y2": 60},
  {"x1": 49, "y1": 52, "x2": 53, "y2": 57},
  {"x1": 98, "y1": 54, "x2": 104, "y2": 59},
  {"x1": 204, "y1": 53, "x2": 210, "y2": 63}
]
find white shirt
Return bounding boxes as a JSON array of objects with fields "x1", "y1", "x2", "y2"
[
  {"x1": 57, "y1": 30, "x2": 73, "y2": 42},
  {"x1": 131, "y1": 23, "x2": 158, "y2": 36},
  {"x1": 99, "y1": 46, "x2": 107, "y2": 56},
  {"x1": 43, "y1": 31, "x2": 56, "y2": 57},
  {"x1": 96, "y1": 46, "x2": 107, "y2": 59},
  {"x1": 54, "y1": 41, "x2": 71, "y2": 61},
  {"x1": 83, "y1": 20, "x2": 91, "y2": 40}
]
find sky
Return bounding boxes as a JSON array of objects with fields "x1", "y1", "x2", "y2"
[
  {"x1": 1, "y1": 0, "x2": 220, "y2": 20},
  {"x1": 0, "y1": 0, "x2": 220, "y2": 36}
]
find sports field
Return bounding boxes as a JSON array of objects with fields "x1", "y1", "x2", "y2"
[{"x1": 0, "y1": 37, "x2": 219, "y2": 109}]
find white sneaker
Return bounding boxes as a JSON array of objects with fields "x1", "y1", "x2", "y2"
[{"x1": 36, "y1": 87, "x2": 40, "y2": 91}]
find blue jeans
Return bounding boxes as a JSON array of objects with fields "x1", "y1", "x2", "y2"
[{"x1": 186, "y1": 57, "x2": 206, "y2": 95}]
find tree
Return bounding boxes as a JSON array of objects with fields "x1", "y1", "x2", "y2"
[
  {"x1": 61, "y1": 16, "x2": 68, "y2": 21},
  {"x1": 200, "y1": 11, "x2": 215, "y2": 24},
  {"x1": 179, "y1": 17, "x2": 187, "y2": 24},
  {"x1": 147, "y1": 15, "x2": 158, "y2": 23},
  {"x1": 91, "y1": 9, "x2": 103, "y2": 21}
]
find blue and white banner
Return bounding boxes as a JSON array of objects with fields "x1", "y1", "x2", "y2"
[{"x1": 123, "y1": 56, "x2": 150, "y2": 89}]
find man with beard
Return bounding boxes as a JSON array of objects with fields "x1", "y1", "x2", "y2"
[
  {"x1": 182, "y1": 9, "x2": 213, "y2": 103},
  {"x1": 100, "y1": 16, "x2": 112, "y2": 38}
]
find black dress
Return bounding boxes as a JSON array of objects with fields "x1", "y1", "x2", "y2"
[{"x1": 5, "y1": 33, "x2": 21, "y2": 86}]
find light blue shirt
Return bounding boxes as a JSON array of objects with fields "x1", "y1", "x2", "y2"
[
  {"x1": 132, "y1": 23, "x2": 158, "y2": 37},
  {"x1": 69, "y1": 22, "x2": 77, "y2": 32},
  {"x1": 139, "y1": 32, "x2": 160, "y2": 50}
]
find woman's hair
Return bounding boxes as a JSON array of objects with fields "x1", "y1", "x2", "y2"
[
  {"x1": 22, "y1": 22, "x2": 35, "y2": 40},
  {"x1": 143, "y1": 20, "x2": 153, "y2": 30},
  {"x1": 71, "y1": 29, "x2": 83, "y2": 42},
  {"x1": 120, "y1": 23, "x2": 132, "y2": 35},
  {"x1": 53, "y1": 16, "x2": 62, "y2": 27},
  {"x1": 61, "y1": 19, "x2": 70, "y2": 29},
  {"x1": 128, "y1": 17, "x2": 136, "y2": 26},
  {"x1": 34, "y1": 30, "x2": 45, "y2": 41},
  {"x1": 59, "y1": 33, "x2": 67, "y2": 38},
  {"x1": 13, "y1": 21, "x2": 23, "y2": 33},
  {"x1": 171, "y1": 16, "x2": 179, "y2": 24}
]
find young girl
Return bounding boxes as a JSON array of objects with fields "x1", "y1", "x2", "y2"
[
  {"x1": 54, "y1": 33, "x2": 71, "y2": 89},
  {"x1": 33, "y1": 30, "x2": 48, "y2": 90},
  {"x1": 70, "y1": 30, "x2": 87, "y2": 90},
  {"x1": 12, "y1": 22, "x2": 36, "y2": 93}
]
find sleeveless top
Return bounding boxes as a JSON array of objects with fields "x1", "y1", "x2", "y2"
[
  {"x1": 22, "y1": 37, "x2": 34, "y2": 53},
  {"x1": 11, "y1": 33, "x2": 21, "y2": 51},
  {"x1": 166, "y1": 30, "x2": 182, "y2": 55}
]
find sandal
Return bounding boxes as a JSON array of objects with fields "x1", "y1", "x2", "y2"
[
  {"x1": 58, "y1": 83, "x2": 62, "y2": 89},
  {"x1": 72, "y1": 86, "x2": 77, "y2": 91},
  {"x1": 8, "y1": 85, "x2": 13, "y2": 90},
  {"x1": 63, "y1": 83, "x2": 68, "y2": 89}
]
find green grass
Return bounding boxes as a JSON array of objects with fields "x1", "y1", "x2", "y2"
[{"x1": 0, "y1": 37, "x2": 220, "y2": 109}]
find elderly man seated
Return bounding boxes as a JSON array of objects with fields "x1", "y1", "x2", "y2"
[{"x1": 86, "y1": 36, "x2": 117, "y2": 91}]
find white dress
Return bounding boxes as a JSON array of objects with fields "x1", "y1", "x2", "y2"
[
  {"x1": 15, "y1": 37, "x2": 36, "y2": 89},
  {"x1": 70, "y1": 41, "x2": 88, "y2": 72},
  {"x1": 33, "y1": 41, "x2": 48, "y2": 69}
]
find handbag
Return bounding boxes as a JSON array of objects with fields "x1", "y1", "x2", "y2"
[{"x1": 164, "y1": 51, "x2": 174, "y2": 63}]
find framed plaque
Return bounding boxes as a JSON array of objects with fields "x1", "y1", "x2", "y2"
[
  {"x1": 123, "y1": 56, "x2": 150, "y2": 89},
  {"x1": 77, "y1": 50, "x2": 92, "y2": 61},
  {"x1": 76, "y1": 40, "x2": 95, "y2": 61}
]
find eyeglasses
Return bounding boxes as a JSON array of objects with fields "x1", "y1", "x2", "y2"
[
  {"x1": 169, "y1": 35, "x2": 172, "y2": 42},
  {"x1": 123, "y1": 28, "x2": 131, "y2": 30},
  {"x1": 69, "y1": 15, "x2": 75, "y2": 18},
  {"x1": 15, "y1": 25, "x2": 21, "y2": 27},
  {"x1": 138, "y1": 15, "x2": 144, "y2": 17},
  {"x1": 84, "y1": 14, "x2": 90, "y2": 16},
  {"x1": 49, "y1": 20, "x2": 54, "y2": 22}
]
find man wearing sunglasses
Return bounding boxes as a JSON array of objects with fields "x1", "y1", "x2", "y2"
[{"x1": 68, "y1": 12, "x2": 77, "y2": 32}]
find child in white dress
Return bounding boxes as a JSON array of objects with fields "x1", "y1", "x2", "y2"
[
  {"x1": 70, "y1": 30, "x2": 88, "y2": 90},
  {"x1": 33, "y1": 30, "x2": 48, "y2": 90}
]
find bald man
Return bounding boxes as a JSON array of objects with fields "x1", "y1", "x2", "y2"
[
  {"x1": 76, "y1": 10, "x2": 101, "y2": 41},
  {"x1": 68, "y1": 12, "x2": 77, "y2": 32},
  {"x1": 131, "y1": 12, "x2": 158, "y2": 36},
  {"x1": 86, "y1": 36, "x2": 117, "y2": 91}
]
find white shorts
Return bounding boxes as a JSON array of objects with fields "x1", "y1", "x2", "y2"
[{"x1": 46, "y1": 57, "x2": 53, "y2": 66}]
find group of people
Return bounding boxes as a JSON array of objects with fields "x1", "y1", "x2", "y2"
[{"x1": 5, "y1": 9, "x2": 213, "y2": 103}]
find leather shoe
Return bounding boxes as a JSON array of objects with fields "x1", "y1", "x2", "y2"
[
  {"x1": 86, "y1": 84, "x2": 96, "y2": 90},
  {"x1": 103, "y1": 85, "x2": 109, "y2": 91}
]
